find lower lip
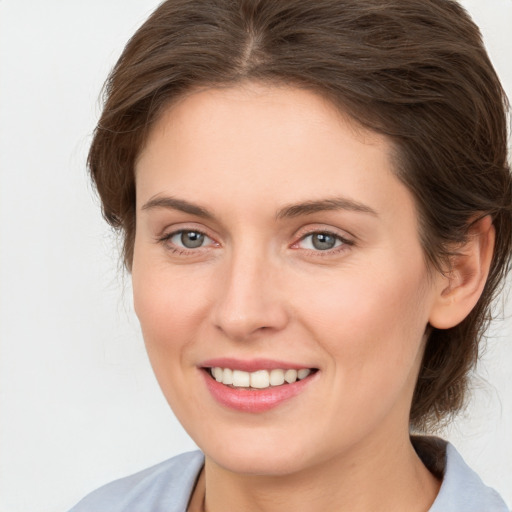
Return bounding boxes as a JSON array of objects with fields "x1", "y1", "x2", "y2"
[{"x1": 201, "y1": 370, "x2": 316, "y2": 413}]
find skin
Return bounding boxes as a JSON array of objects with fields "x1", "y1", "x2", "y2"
[{"x1": 132, "y1": 83, "x2": 492, "y2": 512}]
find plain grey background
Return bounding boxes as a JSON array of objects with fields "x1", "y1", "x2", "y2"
[{"x1": 0, "y1": 1, "x2": 510, "y2": 511}]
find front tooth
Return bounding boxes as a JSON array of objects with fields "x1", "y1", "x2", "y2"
[
  {"x1": 222, "y1": 368, "x2": 233, "y2": 385},
  {"x1": 250, "y1": 370, "x2": 270, "y2": 389},
  {"x1": 297, "y1": 369, "x2": 311, "y2": 380},
  {"x1": 269, "y1": 369, "x2": 285, "y2": 386},
  {"x1": 284, "y1": 369, "x2": 298, "y2": 383},
  {"x1": 213, "y1": 367, "x2": 223, "y2": 382},
  {"x1": 232, "y1": 370, "x2": 250, "y2": 387}
]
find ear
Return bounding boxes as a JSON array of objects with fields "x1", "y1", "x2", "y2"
[{"x1": 428, "y1": 215, "x2": 495, "y2": 329}]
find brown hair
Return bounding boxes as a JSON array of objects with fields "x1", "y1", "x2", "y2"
[{"x1": 88, "y1": 0, "x2": 512, "y2": 430}]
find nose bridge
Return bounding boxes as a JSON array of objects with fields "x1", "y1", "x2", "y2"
[{"x1": 212, "y1": 242, "x2": 287, "y2": 340}]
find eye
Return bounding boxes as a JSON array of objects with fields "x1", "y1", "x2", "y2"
[
  {"x1": 168, "y1": 230, "x2": 214, "y2": 249},
  {"x1": 297, "y1": 232, "x2": 346, "y2": 251}
]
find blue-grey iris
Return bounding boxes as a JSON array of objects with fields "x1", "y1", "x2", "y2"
[{"x1": 181, "y1": 231, "x2": 204, "y2": 248}]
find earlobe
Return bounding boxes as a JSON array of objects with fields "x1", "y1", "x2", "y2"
[{"x1": 428, "y1": 216, "x2": 495, "y2": 330}]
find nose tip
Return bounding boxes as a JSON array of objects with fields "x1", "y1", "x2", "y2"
[
  {"x1": 215, "y1": 307, "x2": 272, "y2": 341},
  {"x1": 212, "y1": 261, "x2": 289, "y2": 342}
]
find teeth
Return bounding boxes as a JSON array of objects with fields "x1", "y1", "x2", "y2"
[
  {"x1": 297, "y1": 368, "x2": 311, "y2": 380},
  {"x1": 222, "y1": 368, "x2": 233, "y2": 385},
  {"x1": 269, "y1": 369, "x2": 285, "y2": 386},
  {"x1": 232, "y1": 370, "x2": 250, "y2": 387},
  {"x1": 210, "y1": 367, "x2": 314, "y2": 389},
  {"x1": 284, "y1": 369, "x2": 297, "y2": 383},
  {"x1": 213, "y1": 367, "x2": 223, "y2": 382},
  {"x1": 250, "y1": 370, "x2": 270, "y2": 389}
]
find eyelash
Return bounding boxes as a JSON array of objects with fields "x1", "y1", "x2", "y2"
[
  {"x1": 291, "y1": 230, "x2": 354, "y2": 256},
  {"x1": 157, "y1": 229, "x2": 217, "y2": 255},
  {"x1": 157, "y1": 229, "x2": 354, "y2": 257}
]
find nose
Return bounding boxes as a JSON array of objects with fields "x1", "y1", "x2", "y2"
[{"x1": 212, "y1": 250, "x2": 289, "y2": 341}]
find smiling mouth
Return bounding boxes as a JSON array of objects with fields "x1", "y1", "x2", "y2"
[{"x1": 205, "y1": 367, "x2": 318, "y2": 389}]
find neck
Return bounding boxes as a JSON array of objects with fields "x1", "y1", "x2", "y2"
[{"x1": 197, "y1": 431, "x2": 440, "y2": 512}]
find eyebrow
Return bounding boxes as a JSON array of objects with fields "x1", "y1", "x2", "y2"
[
  {"x1": 141, "y1": 195, "x2": 378, "y2": 219},
  {"x1": 141, "y1": 196, "x2": 214, "y2": 218},
  {"x1": 276, "y1": 197, "x2": 378, "y2": 219}
]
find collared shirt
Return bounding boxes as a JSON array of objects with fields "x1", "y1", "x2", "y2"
[{"x1": 68, "y1": 439, "x2": 509, "y2": 512}]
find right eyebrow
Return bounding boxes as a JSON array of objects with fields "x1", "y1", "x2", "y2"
[{"x1": 141, "y1": 196, "x2": 214, "y2": 219}]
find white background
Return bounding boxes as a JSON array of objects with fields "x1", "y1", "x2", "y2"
[{"x1": 0, "y1": 1, "x2": 510, "y2": 511}]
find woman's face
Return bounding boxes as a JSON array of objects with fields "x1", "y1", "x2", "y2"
[{"x1": 132, "y1": 84, "x2": 444, "y2": 475}]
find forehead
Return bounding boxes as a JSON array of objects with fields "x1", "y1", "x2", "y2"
[
  {"x1": 144, "y1": 83, "x2": 382, "y2": 151},
  {"x1": 135, "y1": 83, "x2": 415, "y2": 226}
]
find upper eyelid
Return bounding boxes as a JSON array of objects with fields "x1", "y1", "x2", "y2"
[
  {"x1": 158, "y1": 229, "x2": 219, "y2": 254},
  {"x1": 300, "y1": 231, "x2": 346, "y2": 242},
  {"x1": 158, "y1": 224, "x2": 217, "y2": 240},
  {"x1": 293, "y1": 225, "x2": 355, "y2": 242},
  {"x1": 293, "y1": 232, "x2": 352, "y2": 248},
  {"x1": 155, "y1": 223, "x2": 355, "y2": 248},
  {"x1": 161, "y1": 229, "x2": 215, "y2": 243}
]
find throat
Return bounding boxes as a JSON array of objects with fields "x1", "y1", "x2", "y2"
[
  {"x1": 193, "y1": 438, "x2": 442, "y2": 512},
  {"x1": 187, "y1": 466, "x2": 206, "y2": 512}
]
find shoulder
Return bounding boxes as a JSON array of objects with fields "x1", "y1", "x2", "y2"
[
  {"x1": 414, "y1": 437, "x2": 509, "y2": 512},
  {"x1": 433, "y1": 442, "x2": 509, "y2": 512},
  {"x1": 67, "y1": 450, "x2": 204, "y2": 512}
]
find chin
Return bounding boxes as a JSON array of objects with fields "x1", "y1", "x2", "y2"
[
  {"x1": 197, "y1": 429, "x2": 321, "y2": 476},
  {"x1": 210, "y1": 448, "x2": 311, "y2": 476}
]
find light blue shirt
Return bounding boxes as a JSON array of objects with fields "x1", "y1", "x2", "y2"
[{"x1": 68, "y1": 439, "x2": 509, "y2": 511}]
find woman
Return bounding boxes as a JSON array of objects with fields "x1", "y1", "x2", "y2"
[{"x1": 69, "y1": 0, "x2": 511, "y2": 510}]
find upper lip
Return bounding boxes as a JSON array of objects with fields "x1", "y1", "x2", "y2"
[{"x1": 200, "y1": 358, "x2": 317, "y2": 373}]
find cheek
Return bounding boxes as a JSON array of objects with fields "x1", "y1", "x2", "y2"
[
  {"x1": 132, "y1": 258, "x2": 212, "y2": 354},
  {"x1": 131, "y1": 262, "x2": 210, "y2": 414},
  {"x1": 300, "y1": 268, "x2": 431, "y2": 431},
  {"x1": 296, "y1": 263, "x2": 430, "y2": 373}
]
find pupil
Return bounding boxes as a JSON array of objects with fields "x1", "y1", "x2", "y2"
[
  {"x1": 312, "y1": 233, "x2": 336, "y2": 250},
  {"x1": 181, "y1": 231, "x2": 204, "y2": 248}
]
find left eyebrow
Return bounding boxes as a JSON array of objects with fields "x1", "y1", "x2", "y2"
[{"x1": 276, "y1": 197, "x2": 378, "y2": 219}]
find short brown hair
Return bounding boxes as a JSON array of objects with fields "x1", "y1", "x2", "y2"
[{"x1": 88, "y1": 0, "x2": 512, "y2": 430}]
